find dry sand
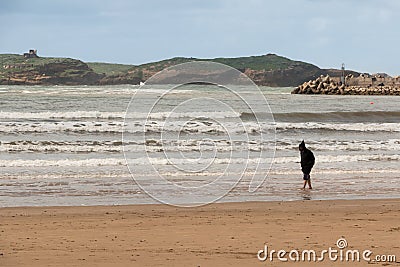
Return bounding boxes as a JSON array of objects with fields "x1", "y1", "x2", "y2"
[{"x1": 0, "y1": 199, "x2": 399, "y2": 266}]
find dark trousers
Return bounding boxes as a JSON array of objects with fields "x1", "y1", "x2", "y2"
[{"x1": 302, "y1": 166, "x2": 312, "y2": 180}]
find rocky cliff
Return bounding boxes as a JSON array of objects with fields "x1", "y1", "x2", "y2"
[{"x1": 0, "y1": 55, "x2": 104, "y2": 85}]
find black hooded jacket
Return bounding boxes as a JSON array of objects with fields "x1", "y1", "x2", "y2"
[{"x1": 300, "y1": 147, "x2": 315, "y2": 173}]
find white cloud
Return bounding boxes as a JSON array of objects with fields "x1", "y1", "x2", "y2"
[{"x1": 0, "y1": 0, "x2": 399, "y2": 74}]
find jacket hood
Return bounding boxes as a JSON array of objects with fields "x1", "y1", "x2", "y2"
[{"x1": 299, "y1": 140, "x2": 306, "y2": 149}]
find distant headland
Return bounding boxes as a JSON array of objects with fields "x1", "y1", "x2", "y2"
[{"x1": 1, "y1": 50, "x2": 399, "y2": 94}]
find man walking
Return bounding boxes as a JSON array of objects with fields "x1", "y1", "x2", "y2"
[{"x1": 299, "y1": 140, "x2": 315, "y2": 189}]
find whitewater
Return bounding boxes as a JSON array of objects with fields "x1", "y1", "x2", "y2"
[{"x1": 0, "y1": 85, "x2": 399, "y2": 206}]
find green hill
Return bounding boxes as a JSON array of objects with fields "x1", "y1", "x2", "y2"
[
  {"x1": 125, "y1": 53, "x2": 315, "y2": 71},
  {"x1": 0, "y1": 53, "x2": 352, "y2": 86},
  {"x1": 87, "y1": 62, "x2": 134, "y2": 76},
  {"x1": 124, "y1": 54, "x2": 321, "y2": 86}
]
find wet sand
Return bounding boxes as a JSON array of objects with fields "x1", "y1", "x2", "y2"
[{"x1": 0, "y1": 199, "x2": 399, "y2": 266}]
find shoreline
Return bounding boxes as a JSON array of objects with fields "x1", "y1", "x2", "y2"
[
  {"x1": 2, "y1": 194, "x2": 400, "y2": 209},
  {"x1": 1, "y1": 198, "x2": 399, "y2": 266}
]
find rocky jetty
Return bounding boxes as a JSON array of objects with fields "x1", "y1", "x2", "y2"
[
  {"x1": 292, "y1": 75, "x2": 345, "y2": 95},
  {"x1": 292, "y1": 75, "x2": 400, "y2": 95}
]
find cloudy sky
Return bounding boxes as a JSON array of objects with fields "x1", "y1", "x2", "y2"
[{"x1": 1, "y1": 0, "x2": 399, "y2": 74}]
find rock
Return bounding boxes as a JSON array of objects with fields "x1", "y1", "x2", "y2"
[
  {"x1": 311, "y1": 87, "x2": 319, "y2": 93},
  {"x1": 292, "y1": 74, "x2": 400, "y2": 95},
  {"x1": 292, "y1": 87, "x2": 300, "y2": 94}
]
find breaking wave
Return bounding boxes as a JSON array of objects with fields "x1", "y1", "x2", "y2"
[{"x1": 1, "y1": 154, "x2": 399, "y2": 167}]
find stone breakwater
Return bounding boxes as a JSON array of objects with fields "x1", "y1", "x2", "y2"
[{"x1": 292, "y1": 75, "x2": 400, "y2": 95}]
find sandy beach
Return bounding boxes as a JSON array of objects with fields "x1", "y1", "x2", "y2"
[{"x1": 0, "y1": 199, "x2": 399, "y2": 267}]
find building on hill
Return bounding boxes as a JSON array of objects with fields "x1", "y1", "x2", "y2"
[{"x1": 23, "y1": 49, "x2": 38, "y2": 58}]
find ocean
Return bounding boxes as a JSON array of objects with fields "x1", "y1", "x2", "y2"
[{"x1": 0, "y1": 85, "x2": 399, "y2": 207}]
